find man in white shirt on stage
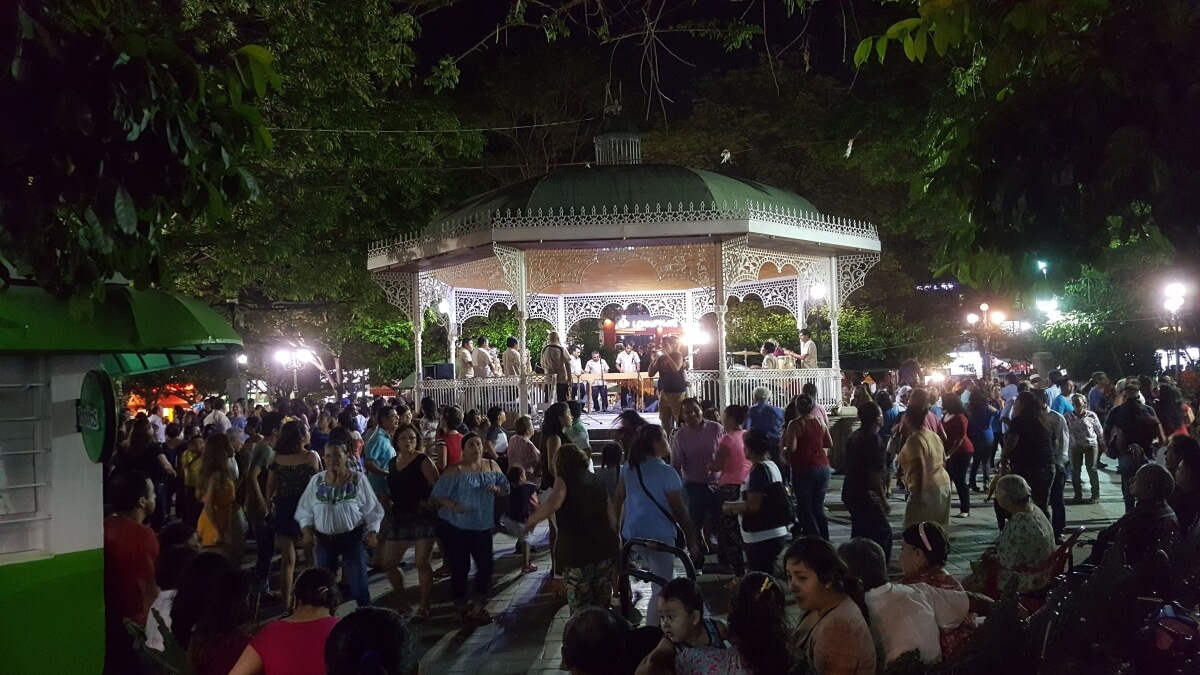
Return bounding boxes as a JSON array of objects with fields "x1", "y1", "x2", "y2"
[
  {"x1": 584, "y1": 351, "x2": 611, "y2": 413},
  {"x1": 456, "y1": 338, "x2": 474, "y2": 379},
  {"x1": 615, "y1": 342, "x2": 640, "y2": 410},
  {"x1": 797, "y1": 329, "x2": 818, "y2": 369},
  {"x1": 569, "y1": 345, "x2": 586, "y2": 404},
  {"x1": 472, "y1": 336, "x2": 496, "y2": 377}
]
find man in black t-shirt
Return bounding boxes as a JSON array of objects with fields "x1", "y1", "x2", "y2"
[
  {"x1": 1000, "y1": 391, "x2": 1056, "y2": 528},
  {"x1": 1103, "y1": 383, "x2": 1167, "y2": 512}
]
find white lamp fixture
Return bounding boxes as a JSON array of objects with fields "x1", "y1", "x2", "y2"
[
  {"x1": 236, "y1": 354, "x2": 249, "y2": 365},
  {"x1": 966, "y1": 313, "x2": 979, "y2": 325},
  {"x1": 1165, "y1": 296, "x2": 1185, "y2": 312},
  {"x1": 273, "y1": 349, "x2": 292, "y2": 365},
  {"x1": 990, "y1": 310, "x2": 1006, "y2": 324},
  {"x1": 437, "y1": 298, "x2": 451, "y2": 314},
  {"x1": 809, "y1": 283, "x2": 828, "y2": 300}
]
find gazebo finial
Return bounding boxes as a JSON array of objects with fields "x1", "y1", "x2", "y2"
[{"x1": 594, "y1": 82, "x2": 641, "y2": 166}]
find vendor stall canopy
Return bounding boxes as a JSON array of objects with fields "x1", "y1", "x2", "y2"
[{"x1": 0, "y1": 282, "x2": 242, "y2": 375}]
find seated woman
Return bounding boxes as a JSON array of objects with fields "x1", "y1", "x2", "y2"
[
  {"x1": 1085, "y1": 462, "x2": 1179, "y2": 566},
  {"x1": 963, "y1": 474, "x2": 1056, "y2": 595},
  {"x1": 899, "y1": 522, "x2": 976, "y2": 659},
  {"x1": 674, "y1": 572, "x2": 791, "y2": 675}
]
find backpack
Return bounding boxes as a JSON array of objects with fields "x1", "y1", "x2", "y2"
[{"x1": 742, "y1": 461, "x2": 793, "y2": 533}]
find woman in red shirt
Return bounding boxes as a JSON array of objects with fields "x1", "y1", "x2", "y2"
[
  {"x1": 230, "y1": 568, "x2": 340, "y2": 675},
  {"x1": 783, "y1": 394, "x2": 832, "y2": 539},
  {"x1": 941, "y1": 395, "x2": 974, "y2": 518}
]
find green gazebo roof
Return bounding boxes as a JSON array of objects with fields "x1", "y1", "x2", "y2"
[
  {"x1": 434, "y1": 164, "x2": 820, "y2": 226},
  {"x1": 0, "y1": 283, "x2": 243, "y2": 376}
]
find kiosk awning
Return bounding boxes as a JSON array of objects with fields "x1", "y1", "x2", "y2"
[{"x1": 0, "y1": 283, "x2": 242, "y2": 376}]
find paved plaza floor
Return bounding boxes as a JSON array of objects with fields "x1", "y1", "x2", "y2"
[{"x1": 256, "y1": 465, "x2": 1128, "y2": 674}]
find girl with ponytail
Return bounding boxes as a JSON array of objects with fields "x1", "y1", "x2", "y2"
[
  {"x1": 672, "y1": 572, "x2": 792, "y2": 675},
  {"x1": 783, "y1": 536, "x2": 877, "y2": 675},
  {"x1": 229, "y1": 568, "x2": 340, "y2": 675}
]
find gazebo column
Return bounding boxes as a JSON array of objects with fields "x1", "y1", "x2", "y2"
[
  {"x1": 716, "y1": 246, "x2": 730, "y2": 409},
  {"x1": 556, "y1": 295, "x2": 567, "y2": 341},
  {"x1": 827, "y1": 256, "x2": 841, "y2": 371},
  {"x1": 795, "y1": 277, "x2": 806, "y2": 333},
  {"x1": 495, "y1": 245, "x2": 530, "y2": 416},
  {"x1": 412, "y1": 275, "x2": 424, "y2": 395},
  {"x1": 685, "y1": 290, "x2": 696, "y2": 370}
]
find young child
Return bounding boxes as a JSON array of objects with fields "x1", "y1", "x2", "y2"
[
  {"x1": 637, "y1": 578, "x2": 729, "y2": 674},
  {"x1": 598, "y1": 442, "x2": 623, "y2": 499},
  {"x1": 502, "y1": 465, "x2": 539, "y2": 574}
]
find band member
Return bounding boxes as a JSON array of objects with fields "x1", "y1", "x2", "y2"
[{"x1": 584, "y1": 351, "x2": 611, "y2": 413}]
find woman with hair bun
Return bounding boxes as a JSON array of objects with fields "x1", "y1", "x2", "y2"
[
  {"x1": 229, "y1": 567, "x2": 341, "y2": 675},
  {"x1": 898, "y1": 521, "x2": 977, "y2": 659},
  {"x1": 673, "y1": 572, "x2": 792, "y2": 675},
  {"x1": 325, "y1": 607, "x2": 419, "y2": 675}
]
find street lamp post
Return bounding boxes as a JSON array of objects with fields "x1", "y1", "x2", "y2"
[
  {"x1": 967, "y1": 303, "x2": 1006, "y2": 378},
  {"x1": 1164, "y1": 283, "x2": 1187, "y2": 376},
  {"x1": 274, "y1": 348, "x2": 313, "y2": 398}
]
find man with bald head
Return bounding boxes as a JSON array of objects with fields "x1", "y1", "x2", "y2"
[{"x1": 1086, "y1": 462, "x2": 1179, "y2": 566}]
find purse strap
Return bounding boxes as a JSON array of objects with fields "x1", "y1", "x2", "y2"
[{"x1": 635, "y1": 462, "x2": 681, "y2": 532}]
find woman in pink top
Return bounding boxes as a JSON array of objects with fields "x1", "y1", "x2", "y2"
[
  {"x1": 229, "y1": 568, "x2": 340, "y2": 675},
  {"x1": 711, "y1": 405, "x2": 752, "y2": 576}
]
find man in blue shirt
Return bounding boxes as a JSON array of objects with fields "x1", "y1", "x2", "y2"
[
  {"x1": 746, "y1": 386, "x2": 785, "y2": 469},
  {"x1": 1087, "y1": 371, "x2": 1114, "y2": 424}
]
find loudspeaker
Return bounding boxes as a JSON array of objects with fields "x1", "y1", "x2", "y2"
[
  {"x1": 423, "y1": 364, "x2": 454, "y2": 380},
  {"x1": 693, "y1": 351, "x2": 720, "y2": 370}
]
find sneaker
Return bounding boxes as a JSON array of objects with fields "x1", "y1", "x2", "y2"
[
  {"x1": 521, "y1": 563, "x2": 539, "y2": 574},
  {"x1": 954, "y1": 511, "x2": 970, "y2": 519}
]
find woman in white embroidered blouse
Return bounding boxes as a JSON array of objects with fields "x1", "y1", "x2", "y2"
[{"x1": 295, "y1": 443, "x2": 384, "y2": 608}]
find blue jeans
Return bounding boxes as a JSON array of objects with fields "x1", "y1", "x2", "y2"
[
  {"x1": 316, "y1": 528, "x2": 371, "y2": 607},
  {"x1": 591, "y1": 385, "x2": 609, "y2": 412},
  {"x1": 683, "y1": 482, "x2": 716, "y2": 536},
  {"x1": 792, "y1": 466, "x2": 831, "y2": 540}
]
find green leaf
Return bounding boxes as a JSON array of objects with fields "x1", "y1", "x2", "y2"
[
  {"x1": 914, "y1": 27, "x2": 928, "y2": 62},
  {"x1": 248, "y1": 59, "x2": 267, "y2": 98},
  {"x1": 933, "y1": 24, "x2": 950, "y2": 56},
  {"x1": 237, "y1": 45, "x2": 274, "y2": 66},
  {"x1": 876, "y1": 36, "x2": 888, "y2": 64},
  {"x1": 886, "y1": 18, "x2": 922, "y2": 39},
  {"x1": 853, "y1": 37, "x2": 873, "y2": 68},
  {"x1": 903, "y1": 32, "x2": 916, "y2": 60},
  {"x1": 114, "y1": 187, "x2": 137, "y2": 235},
  {"x1": 256, "y1": 125, "x2": 274, "y2": 151},
  {"x1": 238, "y1": 168, "x2": 261, "y2": 201}
]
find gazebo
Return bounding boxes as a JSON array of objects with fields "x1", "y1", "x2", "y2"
[{"x1": 368, "y1": 130, "x2": 880, "y2": 416}]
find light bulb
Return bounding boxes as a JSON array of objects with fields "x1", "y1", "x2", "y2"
[
  {"x1": 810, "y1": 284, "x2": 828, "y2": 300},
  {"x1": 967, "y1": 313, "x2": 979, "y2": 325}
]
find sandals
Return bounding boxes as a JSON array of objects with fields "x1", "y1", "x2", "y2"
[{"x1": 462, "y1": 606, "x2": 493, "y2": 625}]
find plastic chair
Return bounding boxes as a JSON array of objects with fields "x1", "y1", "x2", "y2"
[{"x1": 983, "y1": 526, "x2": 1086, "y2": 609}]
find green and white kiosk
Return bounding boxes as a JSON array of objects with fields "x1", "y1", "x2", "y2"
[{"x1": 0, "y1": 282, "x2": 242, "y2": 674}]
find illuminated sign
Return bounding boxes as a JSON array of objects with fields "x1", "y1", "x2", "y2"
[{"x1": 616, "y1": 315, "x2": 680, "y2": 330}]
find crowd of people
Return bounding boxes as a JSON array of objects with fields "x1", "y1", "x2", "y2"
[{"x1": 100, "y1": 365, "x2": 1200, "y2": 674}]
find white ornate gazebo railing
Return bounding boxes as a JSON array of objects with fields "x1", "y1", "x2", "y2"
[
  {"x1": 412, "y1": 369, "x2": 841, "y2": 417},
  {"x1": 726, "y1": 368, "x2": 842, "y2": 409}
]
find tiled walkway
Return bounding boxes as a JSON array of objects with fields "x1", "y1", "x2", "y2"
[{"x1": 262, "y1": 467, "x2": 1128, "y2": 674}]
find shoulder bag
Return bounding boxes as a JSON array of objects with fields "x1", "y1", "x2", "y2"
[
  {"x1": 742, "y1": 462, "x2": 793, "y2": 533},
  {"x1": 634, "y1": 462, "x2": 687, "y2": 551}
]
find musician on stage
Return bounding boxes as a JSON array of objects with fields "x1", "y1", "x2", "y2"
[
  {"x1": 456, "y1": 338, "x2": 474, "y2": 378},
  {"x1": 649, "y1": 336, "x2": 688, "y2": 433},
  {"x1": 568, "y1": 345, "x2": 587, "y2": 404},
  {"x1": 539, "y1": 332, "x2": 570, "y2": 402},
  {"x1": 584, "y1": 351, "x2": 611, "y2": 412},
  {"x1": 797, "y1": 329, "x2": 818, "y2": 368},
  {"x1": 615, "y1": 343, "x2": 640, "y2": 410},
  {"x1": 760, "y1": 340, "x2": 779, "y2": 369}
]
